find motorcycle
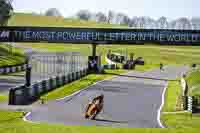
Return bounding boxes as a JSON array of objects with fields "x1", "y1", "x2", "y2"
[{"x1": 84, "y1": 98, "x2": 103, "y2": 120}]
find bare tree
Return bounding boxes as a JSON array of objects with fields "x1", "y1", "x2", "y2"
[
  {"x1": 168, "y1": 20, "x2": 176, "y2": 29},
  {"x1": 45, "y1": 8, "x2": 62, "y2": 17},
  {"x1": 129, "y1": 17, "x2": 137, "y2": 28},
  {"x1": 115, "y1": 13, "x2": 130, "y2": 25},
  {"x1": 174, "y1": 17, "x2": 192, "y2": 30},
  {"x1": 191, "y1": 17, "x2": 200, "y2": 30},
  {"x1": 107, "y1": 10, "x2": 114, "y2": 24},
  {"x1": 95, "y1": 12, "x2": 107, "y2": 23},
  {"x1": 0, "y1": 0, "x2": 13, "y2": 26},
  {"x1": 76, "y1": 10, "x2": 92, "y2": 21},
  {"x1": 157, "y1": 16, "x2": 168, "y2": 29},
  {"x1": 135, "y1": 17, "x2": 146, "y2": 29}
]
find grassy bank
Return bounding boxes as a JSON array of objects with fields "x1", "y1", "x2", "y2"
[
  {"x1": 162, "y1": 112, "x2": 200, "y2": 128},
  {"x1": 17, "y1": 43, "x2": 200, "y2": 64},
  {"x1": 161, "y1": 75, "x2": 200, "y2": 129},
  {"x1": 186, "y1": 68, "x2": 200, "y2": 96},
  {"x1": 162, "y1": 81, "x2": 181, "y2": 112},
  {"x1": 0, "y1": 44, "x2": 25, "y2": 67},
  {"x1": 0, "y1": 94, "x2": 8, "y2": 102},
  {"x1": 8, "y1": 13, "x2": 127, "y2": 28}
]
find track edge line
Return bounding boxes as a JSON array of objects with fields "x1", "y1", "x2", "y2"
[{"x1": 157, "y1": 83, "x2": 168, "y2": 128}]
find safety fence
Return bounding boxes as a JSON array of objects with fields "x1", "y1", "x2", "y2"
[
  {"x1": 9, "y1": 52, "x2": 89, "y2": 105},
  {"x1": 30, "y1": 52, "x2": 88, "y2": 83},
  {"x1": 9, "y1": 69, "x2": 88, "y2": 105}
]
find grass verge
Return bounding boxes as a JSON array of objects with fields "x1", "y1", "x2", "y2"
[
  {"x1": 162, "y1": 81, "x2": 181, "y2": 112},
  {"x1": 161, "y1": 112, "x2": 200, "y2": 128},
  {"x1": 0, "y1": 43, "x2": 25, "y2": 67},
  {"x1": 161, "y1": 74, "x2": 200, "y2": 129},
  {"x1": 0, "y1": 110, "x2": 200, "y2": 133},
  {"x1": 0, "y1": 94, "x2": 8, "y2": 102},
  {"x1": 186, "y1": 68, "x2": 200, "y2": 96}
]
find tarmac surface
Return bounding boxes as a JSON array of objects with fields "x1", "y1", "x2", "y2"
[{"x1": 24, "y1": 65, "x2": 190, "y2": 128}]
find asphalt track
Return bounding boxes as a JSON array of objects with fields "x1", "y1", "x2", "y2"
[{"x1": 25, "y1": 65, "x2": 190, "y2": 128}]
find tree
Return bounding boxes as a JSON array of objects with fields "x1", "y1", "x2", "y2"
[
  {"x1": 95, "y1": 12, "x2": 107, "y2": 23},
  {"x1": 129, "y1": 17, "x2": 137, "y2": 28},
  {"x1": 115, "y1": 13, "x2": 130, "y2": 25},
  {"x1": 107, "y1": 10, "x2": 114, "y2": 24},
  {"x1": 168, "y1": 20, "x2": 176, "y2": 29},
  {"x1": 191, "y1": 17, "x2": 200, "y2": 30},
  {"x1": 76, "y1": 10, "x2": 92, "y2": 21},
  {"x1": 157, "y1": 16, "x2": 168, "y2": 29},
  {"x1": 174, "y1": 17, "x2": 192, "y2": 30},
  {"x1": 135, "y1": 17, "x2": 146, "y2": 29},
  {"x1": 45, "y1": 8, "x2": 62, "y2": 17},
  {"x1": 0, "y1": 0, "x2": 13, "y2": 26}
]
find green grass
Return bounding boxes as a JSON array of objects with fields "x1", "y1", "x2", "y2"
[
  {"x1": 0, "y1": 55, "x2": 25, "y2": 67},
  {"x1": 186, "y1": 68, "x2": 200, "y2": 96},
  {"x1": 1, "y1": 109, "x2": 200, "y2": 133},
  {"x1": 0, "y1": 43, "x2": 25, "y2": 67},
  {"x1": 0, "y1": 94, "x2": 8, "y2": 102},
  {"x1": 161, "y1": 112, "x2": 200, "y2": 128},
  {"x1": 161, "y1": 74, "x2": 200, "y2": 129},
  {"x1": 42, "y1": 69, "x2": 127, "y2": 101},
  {"x1": 8, "y1": 13, "x2": 127, "y2": 28},
  {"x1": 16, "y1": 43, "x2": 200, "y2": 72},
  {"x1": 162, "y1": 81, "x2": 182, "y2": 112}
]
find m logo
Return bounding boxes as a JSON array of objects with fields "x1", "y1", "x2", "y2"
[{"x1": 0, "y1": 31, "x2": 10, "y2": 38}]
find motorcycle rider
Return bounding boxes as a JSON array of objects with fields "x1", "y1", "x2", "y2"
[{"x1": 85, "y1": 94, "x2": 104, "y2": 119}]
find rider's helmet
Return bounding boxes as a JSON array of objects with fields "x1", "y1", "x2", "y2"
[{"x1": 99, "y1": 94, "x2": 104, "y2": 99}]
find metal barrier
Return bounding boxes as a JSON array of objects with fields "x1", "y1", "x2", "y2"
[
  {"x1": 0, "y1": 63, "x2": 27, "y2": 74},
  {"x1": 9, "y1": 69, "x2": 88, "y2": 105},
  {"x1": 30, "y1": 52, "x2": 88, "y2": 84},
  {"x1": 9, "y1": 52, "x2": 88, "y2": 105}
]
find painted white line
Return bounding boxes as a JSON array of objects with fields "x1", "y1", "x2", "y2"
[
  {"x1": 157, "y1": 83, "x2": 168, "y2": 128},
  {"x1": 23, "y1": 112, "x2": 38, "y2": 124},
  {"x1": 23, "y1": 112, "x2": 31, "y2": 122},
  {"x1": 162, "y1": 111, "x2": 189, "y2": 114}
]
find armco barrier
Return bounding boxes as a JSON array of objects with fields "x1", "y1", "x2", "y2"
[
  {"x1": 9, "y1": 69, "x2": 88, "y2": 105},
  {"x1": 0, "y1": 63, "x2": 27, "y2": 74}
]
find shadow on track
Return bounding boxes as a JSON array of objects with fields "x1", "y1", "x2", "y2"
[
  {"x1": 104, "y1": 72, "x2": 179, "y2": 81},
  {"x1": 94, "y1": 118, "x2": 128, "y2": 124}
]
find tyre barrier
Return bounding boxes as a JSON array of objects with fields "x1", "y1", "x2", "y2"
[
  {"x1": 0, "y1": 63, "x2": 28, "y2": 75},
  {"x1": 9, "y1": 69, "x2": 88, "y2": 105}
]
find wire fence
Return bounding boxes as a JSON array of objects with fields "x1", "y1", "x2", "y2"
[{"x1": 29, "y1": 52, "x2": 88, "y2": 84}]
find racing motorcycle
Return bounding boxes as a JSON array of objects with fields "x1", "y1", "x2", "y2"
[{"x1": 84, "y1": 95, "x2": 104, "y2": 120}]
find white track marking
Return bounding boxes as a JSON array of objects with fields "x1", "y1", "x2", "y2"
[{"x1": 157, "y1": 83, "x2": 167, "y2": 128}]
